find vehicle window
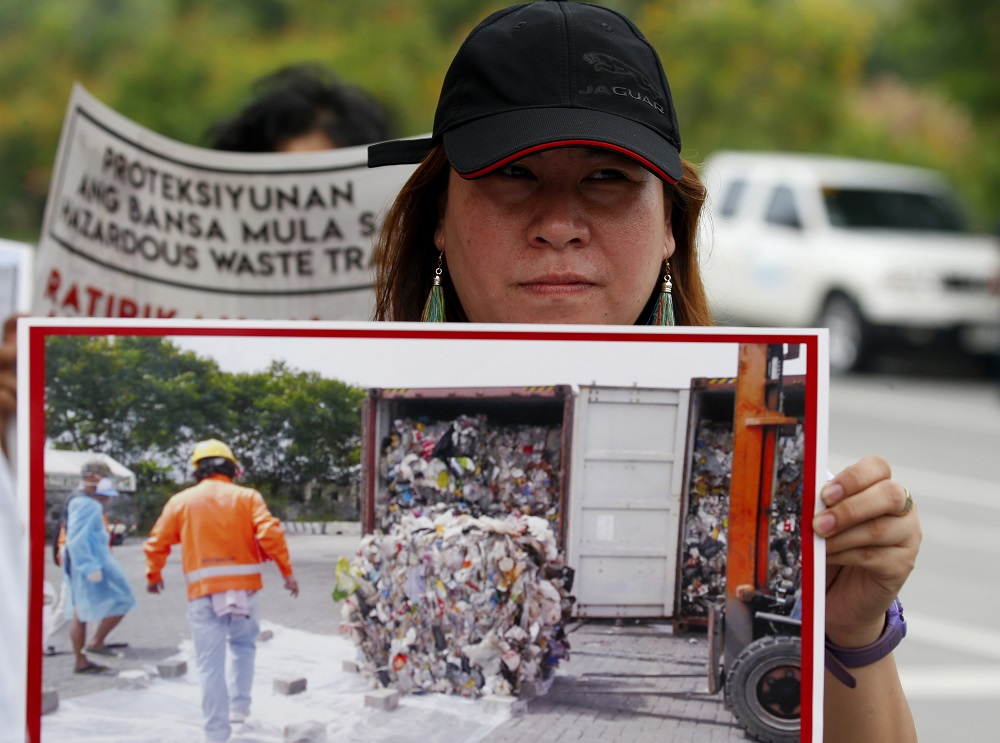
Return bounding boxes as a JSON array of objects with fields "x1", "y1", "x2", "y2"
[
  {"x1": 717, "y1": 178, "x2": 747, "y2": 217},
  {"x1": 821, "y1": 186, "x2": 968, "y2": 232},
  {"x1": 765, "y1": 185, "x2": 801, "y2": 229}
]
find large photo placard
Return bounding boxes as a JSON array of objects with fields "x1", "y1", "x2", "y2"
[{"x1": 16, "y1": 320, "x2": 828, "y2": 743}]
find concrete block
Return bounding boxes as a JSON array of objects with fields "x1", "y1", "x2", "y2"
[
  {"x1": 258, "y1": 629, "x2": 275, "y2": 642},
  {"x1": 364, "y1": 688, "x2": 399, "y2": 711},
  {"x1": 341, "y1": 660, "x2": 361, "y2": 674},
  {"x1": 116, "y1": 670, "x2": 151, "y2": 690},
  {"x1": 482, "y1": 696, "x2": 527, "y2": 716},
  {"x1": 156, "y1": 659, "x2": 187, "y2": 678},
  {"x1": 273, "y1": 676, "x2": 307, "y2": 695},
  {"x1": 519, "y1": 677, "x2": 553, "y2": 699},
  {"x1": 41, "y1": 687, "x2": 59, "y2": 715},
  {"x1": 283, "y1": 721, "x2": 327, "y2": 743}
]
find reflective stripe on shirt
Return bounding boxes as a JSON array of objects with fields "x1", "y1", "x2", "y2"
[{"x1": 185, "y1": 563, "x2": 263, "y2": 584}]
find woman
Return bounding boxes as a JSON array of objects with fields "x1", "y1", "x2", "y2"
[{"x1": 368, "y1": 2, "x2": 921, "y2": 740}]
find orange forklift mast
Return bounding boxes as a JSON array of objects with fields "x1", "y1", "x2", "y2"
[{"x1": 726, "y1": 343, "x2": 799, "y2": 660}]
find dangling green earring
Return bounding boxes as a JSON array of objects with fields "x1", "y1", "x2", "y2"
[
  {"x1": 646, "y1": 261, "x2": 675, "y2": 326},
  {"x1": 421, "y1": 252, "x2": 446, "y2": 322}
]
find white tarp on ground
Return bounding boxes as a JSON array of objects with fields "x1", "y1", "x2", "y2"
[
  {"x1": 41, "y1": 621, "x2": 512, "y2": 743},
  {"x1": 44, "y1": 449, "x2": 137, "y2": 492}
]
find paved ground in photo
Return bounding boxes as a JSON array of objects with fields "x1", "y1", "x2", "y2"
[{"x1": 41, "y1": 531, "x2": 758, "y2": 742}]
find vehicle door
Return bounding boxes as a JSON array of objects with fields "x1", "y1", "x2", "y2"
[
  {"x1": 700, "y1": 169, "x2": 761, "y2": 323},
  {"x1": 745, "y1": 175, "x2": 819, "y2": 325}
]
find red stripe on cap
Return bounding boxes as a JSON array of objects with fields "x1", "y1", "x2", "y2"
[{"x1": 460, "y1": 140, "x2": 679, "y2": 184}]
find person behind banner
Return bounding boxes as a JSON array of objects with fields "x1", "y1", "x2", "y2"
[
  {"x1": 207, "y1": 63, "x2": 394, "y2": 154},
  {"x1": 366, "y1": 2, "x2": 921, "y2": 741}
]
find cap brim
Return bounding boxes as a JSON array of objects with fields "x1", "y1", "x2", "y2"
[
  {"x1": 443, "y1": 108, "x2": 682, "y2": 183},
  {"x1": 368, "y1": 137, "x2": 435, "y2": 168}
]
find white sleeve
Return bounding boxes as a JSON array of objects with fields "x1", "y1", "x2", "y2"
[{"x1": 0, "y1": 453, "x2": 28, "y2": 742}]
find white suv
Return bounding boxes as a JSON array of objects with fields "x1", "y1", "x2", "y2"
[{"x1": 698, "y1": 151, "x2": 1000, "y2": 372}]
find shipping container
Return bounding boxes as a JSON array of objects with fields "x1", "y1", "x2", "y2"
[
  {"x1": 360, "y1": 385, "x2": 574, "y2": 541},
  {"x1": 360, "y1": 384, "x2": 692, "y2": 619},
  {"x1": 677, "y1": 377, "x2": 806, "y2": 626},
  {"x1": 565, "y1": 385, "x2": 689, "y2": 618},
  {"x1": 360, "y1": 376, "x2": 806, "y2": 621}
]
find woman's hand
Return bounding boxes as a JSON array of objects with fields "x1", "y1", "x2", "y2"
[{"x1": 812, "y1": 454, "x2": 922, "y2": 647}]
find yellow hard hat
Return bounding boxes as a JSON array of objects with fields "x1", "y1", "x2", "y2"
[{"x1": 190, "y1": 438, "x2": 238, "y2": 468}]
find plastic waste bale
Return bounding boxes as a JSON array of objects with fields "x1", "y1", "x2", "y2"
[
  {"x1": 678, "y1": 419, "x2": 806, "y2": 619},
  {"x1": 679, "y1": 420, "x2": 734, "y2": 618},
  {"x1": 376, "y1": 415, "x2": 562, "y2": 536},
  {"x1": 767, "y1": 424, "x2": 805, "y2": 592},
  {"x1": 338, "y1": 505, "x2": 574, "y2": 698}
]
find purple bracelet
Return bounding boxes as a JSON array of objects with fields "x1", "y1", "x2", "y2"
[{"x1": 825, "y1": 598, "x2": 906, "y2": 689}]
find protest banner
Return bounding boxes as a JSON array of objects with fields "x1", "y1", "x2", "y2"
[{"x1": 34, "y1": 85, "x2": 417, "y2": 321}]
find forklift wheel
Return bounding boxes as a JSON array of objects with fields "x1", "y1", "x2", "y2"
[{"x1": 724, "y1": 634, "x2": 801, "y2": 743}]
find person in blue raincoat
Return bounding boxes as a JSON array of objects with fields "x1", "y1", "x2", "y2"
[{"x1": 64, "y1": 476, "x2": 136, "y2": 673}]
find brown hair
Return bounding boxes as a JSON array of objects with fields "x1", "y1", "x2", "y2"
[{"x1": 372, "y1": 145, "x2": 713, "y2": 326}]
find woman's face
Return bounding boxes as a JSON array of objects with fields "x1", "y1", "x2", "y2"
[
  {"x1": 276, "y1": 129, "x2": 336, "y2": 152},
  {"x1": 434, "y1": 147, "x2": 675, "y2": 325}
]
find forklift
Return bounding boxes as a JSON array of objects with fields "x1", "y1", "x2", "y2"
[{"x1": 707, "y1": 343, "x2": 805, "y2": 743}]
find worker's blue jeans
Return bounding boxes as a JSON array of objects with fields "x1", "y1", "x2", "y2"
[{"x1": 187, "y1": 592, "x2": 260, "y2": 742}]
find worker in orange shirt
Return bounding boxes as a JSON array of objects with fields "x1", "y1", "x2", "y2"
[{"x1": 144, "y1": 439, "x2": 298, "y2": 743}]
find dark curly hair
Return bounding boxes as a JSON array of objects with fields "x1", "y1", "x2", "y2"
[{"x1": 207, "y1": 64, "x2": 393, "y2": 152}]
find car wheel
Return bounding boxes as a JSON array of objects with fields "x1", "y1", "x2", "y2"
[
  {"x1": 724, "y1": 635, "x2": 801, "y2": 743},
  {"x1": 819, "y1": 294, "x2": 867, "y2": 373}
]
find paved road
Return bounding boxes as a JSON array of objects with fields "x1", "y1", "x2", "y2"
[
  {"x1": 43, "y1": 531, "x2": 753, "y2": 743},
  {"x1": 480, "y1": 621, "x2": 747, "y2": 743},
  {"x1": 42, "y1": 532, "x2": 356, "y2": 699},
  {"x1": 827, "y1": 367, "x2": 1000, "y2": 743}
]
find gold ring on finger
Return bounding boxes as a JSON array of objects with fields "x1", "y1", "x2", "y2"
[{"x1": 898, "y1": 486, "x2": 913, "y2": 516}]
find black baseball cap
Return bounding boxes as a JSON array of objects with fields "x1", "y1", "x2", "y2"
[{"x1": 368, "y1": 0, "x2": 682, "y2": 183}]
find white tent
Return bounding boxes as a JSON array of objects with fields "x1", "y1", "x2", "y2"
[{"x1": 44, "y1": 449, "x2": 136, "y2": 492}]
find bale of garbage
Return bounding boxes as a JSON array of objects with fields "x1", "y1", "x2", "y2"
[
  {"x1": 376, "y1": 414, "x2": 562, "y2": 535},
  {"x1": 338, "y1": 505, "x2": 574, "y2": 697},
  {"x1": 767, "y1": 424, "x2": 805, "y2": 593},
  {"x1": 679, "y1": 419, "x2": 805, "y2": 619},
  {"x1": 679, "y1": 420, "x2": 734, "y2": 618}
]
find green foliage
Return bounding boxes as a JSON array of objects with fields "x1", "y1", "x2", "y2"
[
  {"x1": 635, "y1": 0, "x2": 995, "y2": 227},
  {"x1": 224, "y1": 360, "x2": 365, "y2": 490},
  {"x1": 129, "y1": 459, "x2": 178, "y2": 532},
  {"x1": 44, "y1": 333, "x2": 366, "y2": 520},
  {"x1": 879, "y1": 0, "x2": 1000, "y2": 224},
  {"x1": 638, "y1": 0, "x2": 876, "y2": 160},
  {"x1": 1, "y1": 0, "x2": 998, "y2": 237},
  {"x1": 884, "y1": 0, "x2": 1000, "y2": 122},
  {"x1": 45, "y1": 335, "x2": 228, "y2": 466}
]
